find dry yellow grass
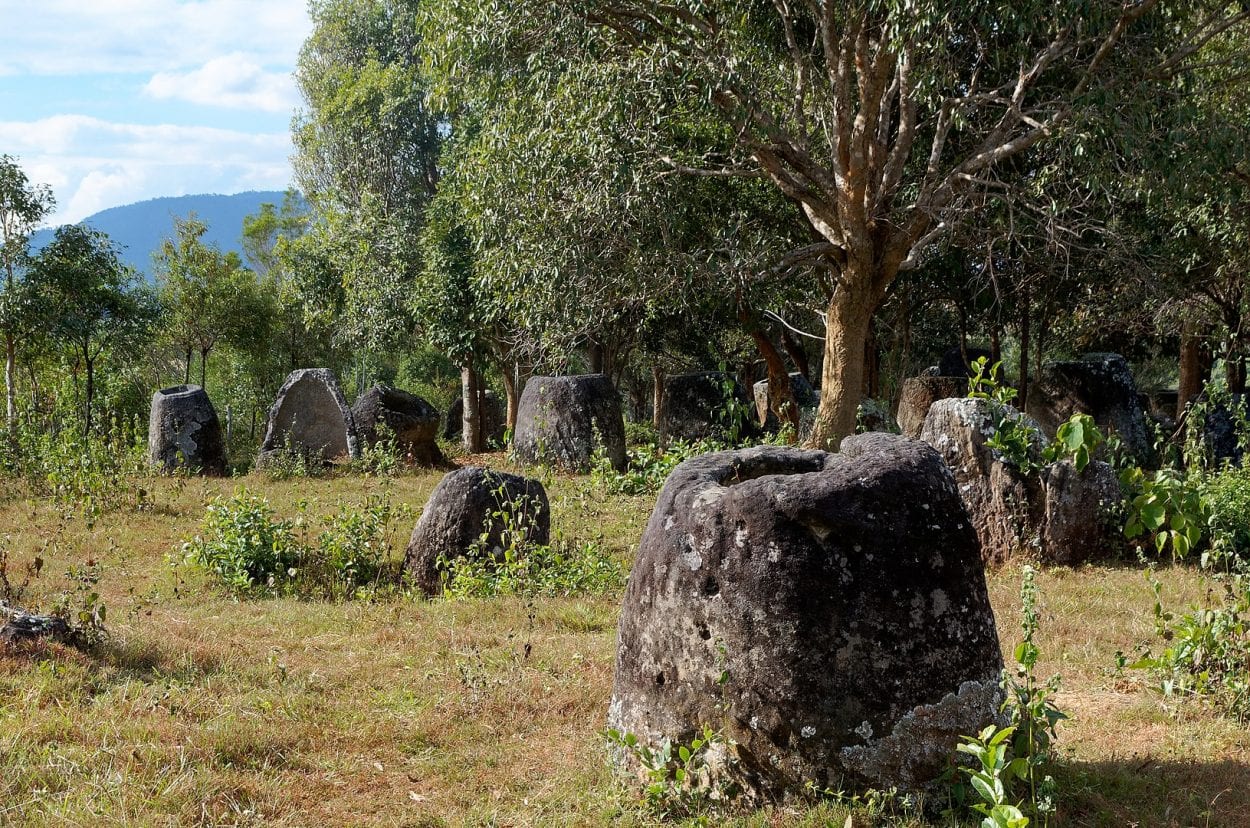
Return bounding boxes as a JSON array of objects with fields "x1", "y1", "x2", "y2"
[{"x1": 0, "y1": 458, "x2": 1246, "y2": 827}]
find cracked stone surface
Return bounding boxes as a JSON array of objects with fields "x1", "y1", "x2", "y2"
[
  {"x1": 608, "y1": 434, "x2": 1002, "y2": 799},
  {"x1": 921, "y1": 397, "x2": 1123, "y2": 565}
]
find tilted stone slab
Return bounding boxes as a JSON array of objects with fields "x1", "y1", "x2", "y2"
[{"x1": 258, "y1": 368, "x2": 358, "y2": 465}]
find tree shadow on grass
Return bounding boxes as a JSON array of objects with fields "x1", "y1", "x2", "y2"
[{"x1": 1059, "y1": 757, "x2": 1250, "y2": 827}]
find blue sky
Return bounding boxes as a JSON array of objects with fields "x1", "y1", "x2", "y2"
[{"x1": 0, "y1": 0, "x2": 311, "y2": 225}]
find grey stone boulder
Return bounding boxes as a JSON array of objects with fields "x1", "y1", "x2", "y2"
[
  {"x1": 512, "y1": 374, "x2": 626, "y2": 472},
  {"x1": 661, "y1": 371, "x2": 758, "y2": 442},
  {"x1": 897, "y1": 376, "x2": 967, "y2": 439},
  {"x1": 258, "y1": 368, "x2": 358, "y2": 466},
  {"x1": 1025, "y1": 353, "x2": 1151, "y2": 462},
  {"x1": 148, "y1": 384, "x2": 226, "y2": 475},
  {"x1": 443, "y1": 390, "x2": 506, "y2": 446},
  {"x1": 752, "y1": 372, "x2": 818, "y2": 429},
  {"x1": 403, "y1": 467, "x2": 550, "y2": 596},
  {"x1": 1039, "y1": 459, "x2": 1125, "y2": 566},
  {"x1": 921, "y1": 397, "x2": 1122, "y2": 566},
  {"x1": 608, "y1": 434, "x2": 1003, "y2": 799},
  {"x1": 352, "y1": 384, "x2": 443, "y2": 465}
]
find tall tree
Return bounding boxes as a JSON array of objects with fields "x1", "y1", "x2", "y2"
[
  {"x1": 428, "y1": 0, "x2": 1250, "y2": 446},
  {"x1": 154, "y1": 215, "x2": 263, "y2": 389},
  {"x1": 33, "y1": 225, "x2": 153, "y2": 435},
  {"x1": 0, "y1": 156, "x2": 55, "y2": 428}
]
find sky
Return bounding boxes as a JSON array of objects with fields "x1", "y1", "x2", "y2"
[{"x1": 0, "y1": 0, "x2": 312, "y2": 226}]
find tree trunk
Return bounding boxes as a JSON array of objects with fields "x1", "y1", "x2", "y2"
[
  {"x1": 462, "y1": 362, "x2": 482, "y2": 453},
  {"x1": 780, "y1": 327, "x2": 810, "y2": 381},
  {"x1": 1017, "y1": 291, "x2": 1031, "y2": 411},
  {"x1": 808, "y1": 285, "x2": 878, "y2": 450},
  {"x1": 862, "y1": 323, "x2": 880, "y2": 399},
  {"x1": 501, "y1": 364, "x2": 519, "y2": 436},
  {"x1": 84, "y1": 355, "x2": 95, "y2": 437},
  {"x1": 4, "y1": 333, "x2": 15, "y2": 430},
  {"x1": 652, "y1": 364, "x2": 665, "y2": 436},
  {"x1": 200, "y1": 347, "x2": 209, "y2": 390},
  {"x1": 990, "y1": 323, "x2": 1002, "y2": 368},
  {"x1": 1178, "y1": 325, "x2": 1203, "y2": 419},
  {"x1": 739, "y1": 301, "x2": 799, "y2": 439},
  {"x1": 587, "y1": 337, "x2": 604, "y2": 374}
]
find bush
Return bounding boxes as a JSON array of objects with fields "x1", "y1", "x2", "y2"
[
  {"x1": 184, "y1": 489, "x2": 302, "y2": 595},
  {"x1": 184, "y1": 490, "x2": 409, "y2": 600},
  {"x1": 439, "y1": 537, "x2": 624, "y2": 598},
  {"x1": 1203, "y1": 465, "x2": 1250, "y2": 566},
  {"x1": 592, "y1": 438, "x2": 722, "y2": 497},
  {"x1": 1133, "y1": 571, "x2": 1250, "y2": 720}
]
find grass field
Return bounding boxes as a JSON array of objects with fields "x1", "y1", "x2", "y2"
[{"x1": 0, "y1": 456, "x2": 1246, "y2": 827}]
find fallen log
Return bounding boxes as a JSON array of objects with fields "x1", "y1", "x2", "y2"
[{"x1": 0, "y1": 603, "x2": 71, "y2": 646}]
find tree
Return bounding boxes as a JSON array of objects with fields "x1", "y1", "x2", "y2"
[
  {"x1": 0, "y1": 155, "x2": 55, "y2": 428},
  {"x1": 428, "y1": 0, "x2": 1250, "y2": 446},
  {"x1": 33, "y1": 225, "x2": 153, "y2": 435},
  {"x1": 154, "y1": 215, "x2": 265, "y2": 390}
]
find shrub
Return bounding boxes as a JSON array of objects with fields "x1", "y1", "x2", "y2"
[
  {"x1": 309, "y1": 494, "x2": 402, "y2": 599},
  {"x1": 1133, "y1": 571, "x2": 1250, "y2": 720},
  {"x1": 592, "y1": 438, "x2": 722, "y2": 497},
  {"x1": 1120, "y1": 467, "x2": 1208, "y2": 561},
  {"x1": 1203, "y1": 465, "x2": 1250, "y2": 566},
  {"x1": 183, "y1": 489, "x2": 302, "y2": 596}
]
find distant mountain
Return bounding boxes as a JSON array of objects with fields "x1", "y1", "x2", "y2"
[{"x1": 30, "y1": 191, "x2": 293, "y2": 279}]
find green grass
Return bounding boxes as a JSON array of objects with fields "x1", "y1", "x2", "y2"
[{"x1": 0, "y1": 458, "x2": 1247, "y2": 826}]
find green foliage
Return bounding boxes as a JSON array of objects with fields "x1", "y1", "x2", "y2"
[
  {"x1": 52, "y1": 559, "x2": 108, "y2": 648},
  {"x1": 955, "y1": 566, "x2": 1063, "y2": 827},
  {"x1": 591, "y1": 438, "x2": 722, "y2": 497},
  {"x1": 3, "y1": 414, "x2": 150, "y2": 523},
  {"x1": 957, "y1": 725, "x2": 1031, "y2": 828},
  {"x1": 712, "y1": 367, "x2": 756, "y2": 446},
  {"x1": 968, "y1": 357, "x2": 1041, "y2": 473},
  {"x1": 1042, "y1": 413, "x2": 1105, "y2": 472},
  {"x1": 1121, "y1": 467, "x2": 1209, "y2": 561},
  {"x1": 1133, "y1": 571, "x2": 1250, "y2": 720},
  {"x1": 605, "y1": 725, "x2": 731, "y2": 820},
  {"x1": 1203, "y1": 464, "x2": 1250, "y2": 566},
  {"x1": 184, "y1": 489, "x2": 302, "y2": 596},
  {"x1": 184, "y1": 489, "x2": 408, "y2": 600},
  {"x1": 309, "y1": 493, "x2": 402, "y2": 599},
  {"x1": 439, "y1": 537, "x2": 623, "y2": 599}
]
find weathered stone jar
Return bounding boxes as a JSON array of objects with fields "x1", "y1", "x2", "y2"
[
  {"x1": 608, "y1": 433, "x2": 1003, "y2": 799},
  {"x1": 403, "y1": 466, "x2": 550, "y2": 596},
  {"x1": 148, "y1": 384, "x2": 227, "y2": 475},
  {"x1": 352, "y1": 383, "x2": 443, "y2": 465},
  {"x1": 512, "y1": 374, "x2": 626, "y2": 472}
]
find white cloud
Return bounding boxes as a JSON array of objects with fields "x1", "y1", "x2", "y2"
[
  {"x1": 0, "y1": 115, "x2": 294, "y2": 224},
  {"x1": 0, "y1": 0, "x2": 311, "y2": 77},
  {"x1": 145, "y1": 54, "x2": 298, "y2": 112}
]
